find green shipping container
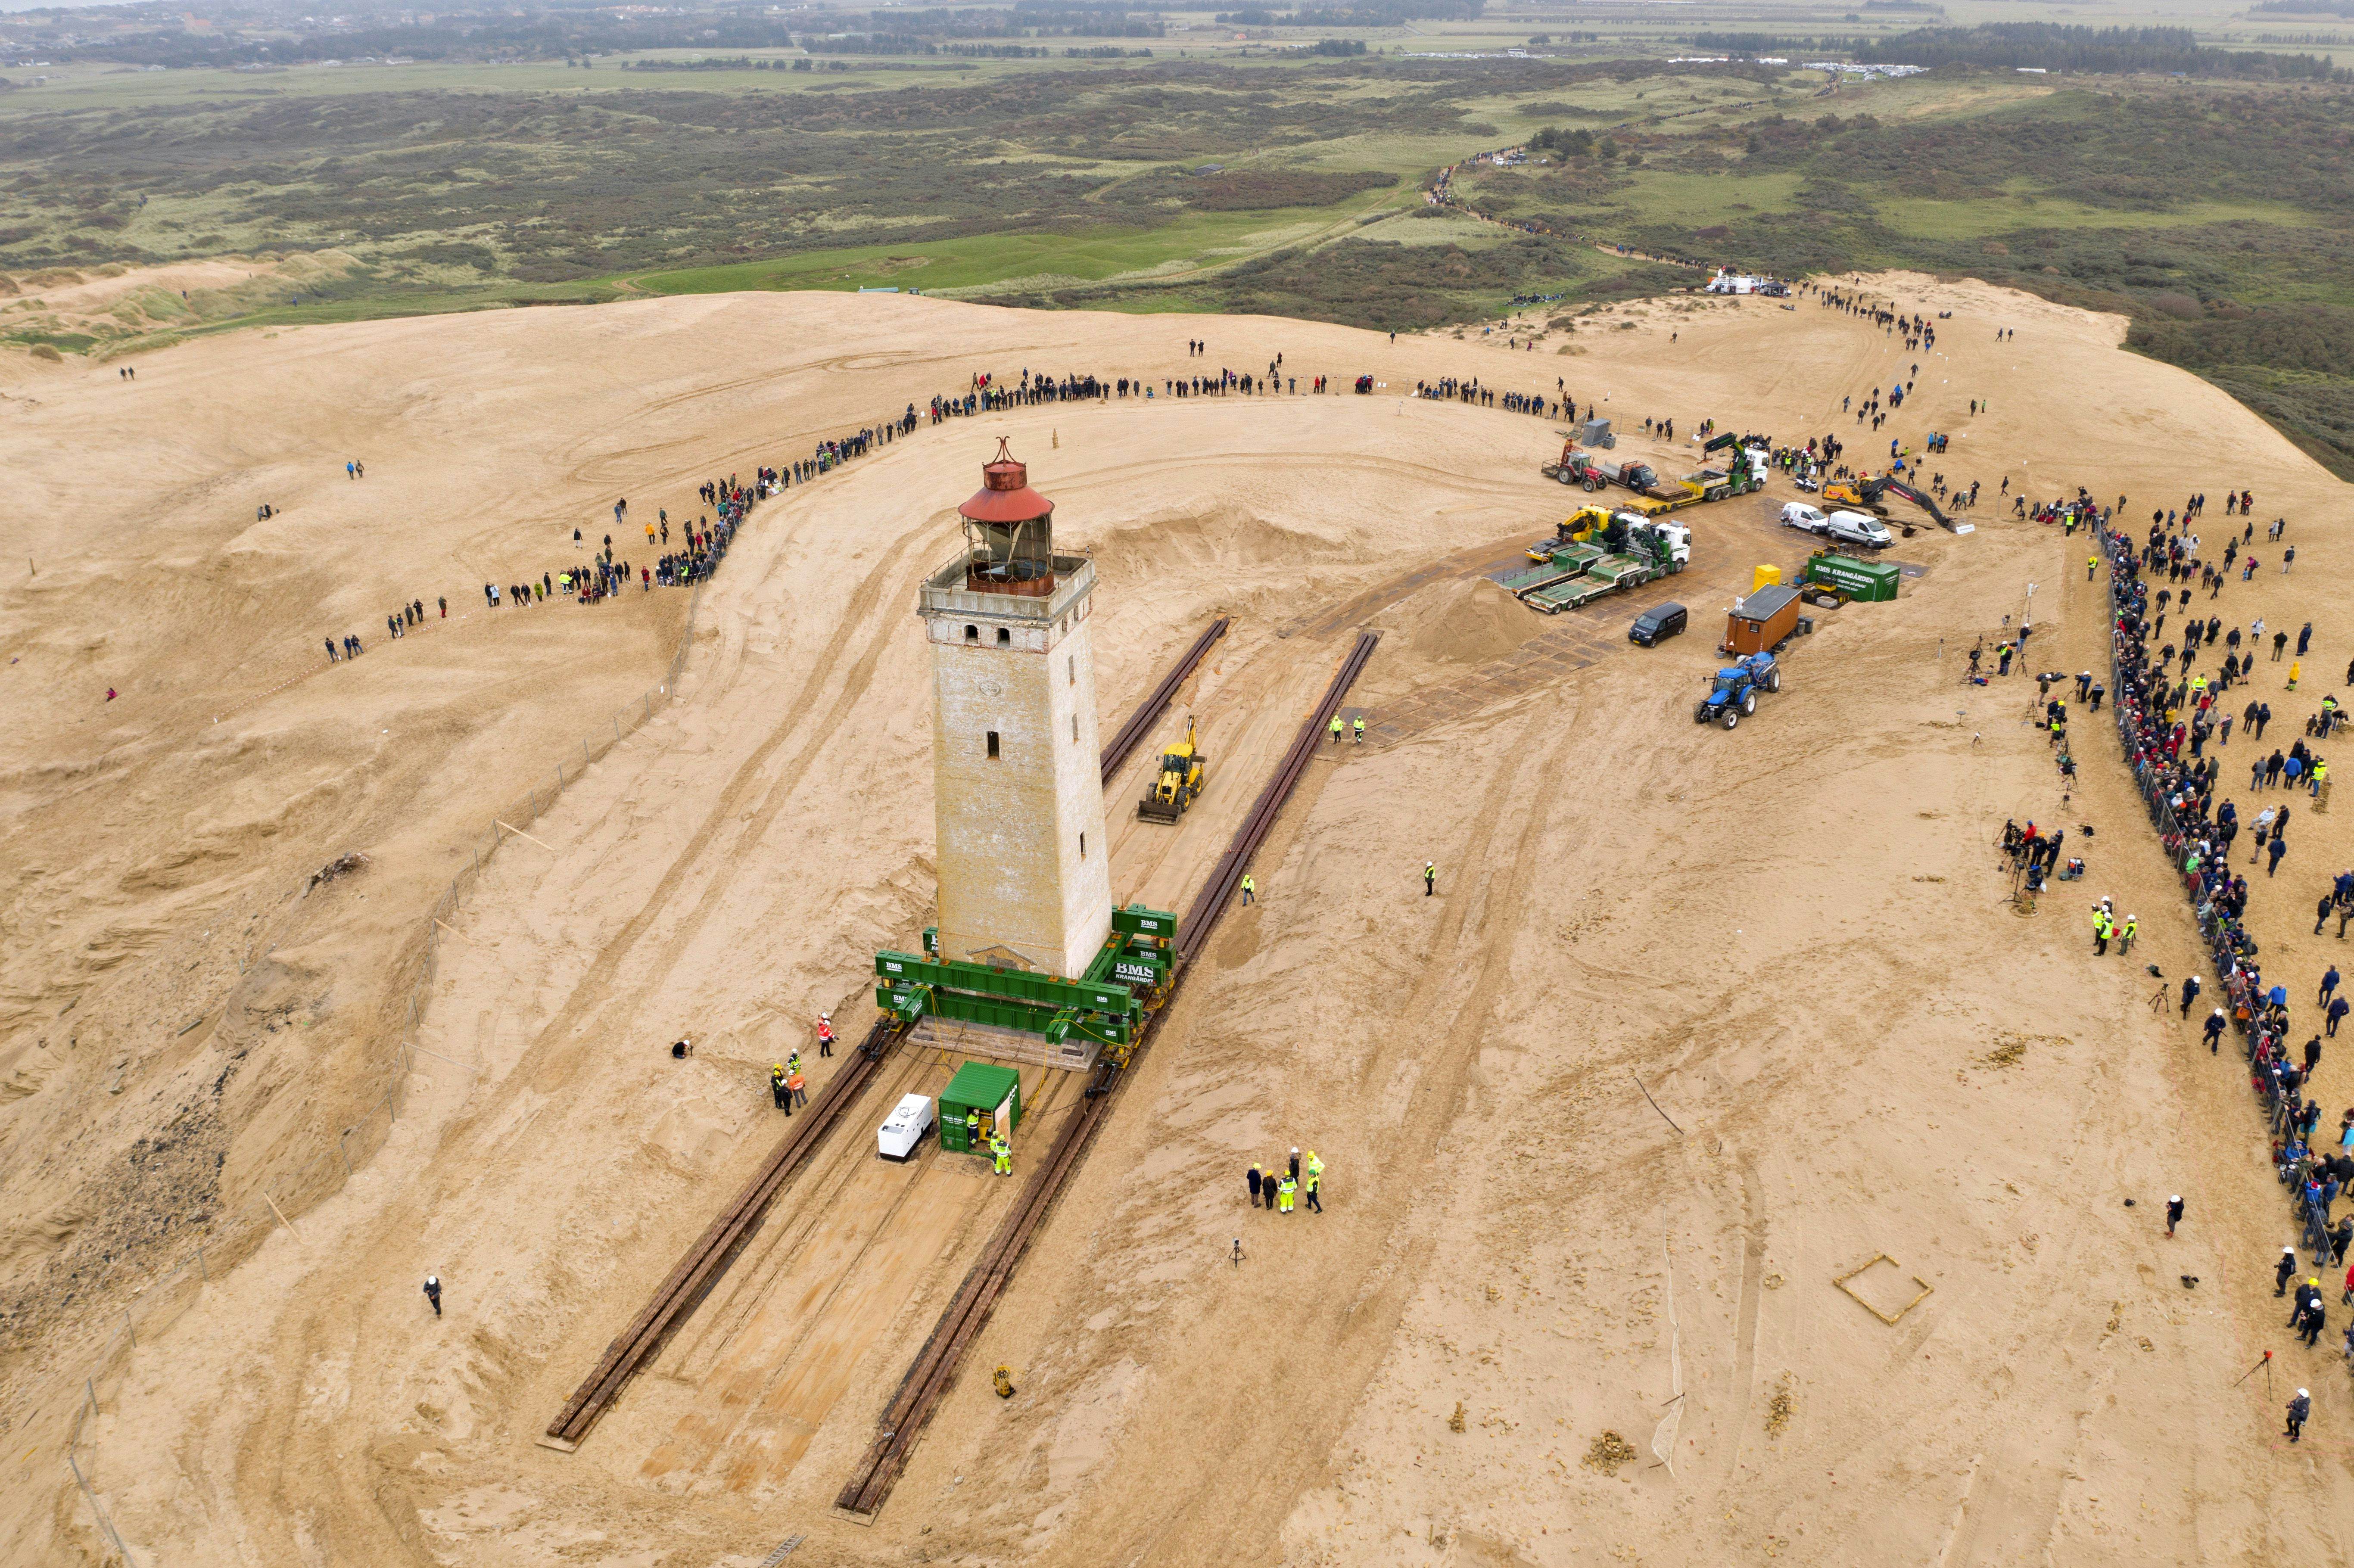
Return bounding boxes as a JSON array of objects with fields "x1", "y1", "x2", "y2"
[
  {"x1": 1803, "y1": 554, "x2": 1900, "y2": 603},
  {"x1": 939, "y1": 1061, "x2": 1024, "y2": 1152}
]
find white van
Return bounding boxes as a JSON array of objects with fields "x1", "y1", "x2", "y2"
[{"x1": 1824, "y1": 510, "x2": 1894, "y2": 550}]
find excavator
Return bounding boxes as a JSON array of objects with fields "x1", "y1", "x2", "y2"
[
  {"x1": 1137, "y1": 717, "x2": 1207, "y2": 822},
  {"x1": 1821, "y1": 473, "x2": 1957, "y2": 535}
]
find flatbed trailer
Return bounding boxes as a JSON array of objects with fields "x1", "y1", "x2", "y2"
[
  {"x1": 1504, "y1": 542, "x2": 1606, "y2": 590},
  {"x1": 1523, "y1": 557, "x2": 1671, "y2": 613},
  {"x1": 1500, "y1": 559, "x2": 1585, "y2": 595},
  {"x1": 1621, "y1": 465, "x2": 1764, "y2": 517}
]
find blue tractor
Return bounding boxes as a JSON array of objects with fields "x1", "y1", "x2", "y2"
[{"x1": 1693, "y1": 651, "x2": 1780, "y2": 730}]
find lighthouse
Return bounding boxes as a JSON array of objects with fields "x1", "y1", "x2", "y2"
[{"x1": 918, "y1": 440, "x2": 1112, "y2": 982}]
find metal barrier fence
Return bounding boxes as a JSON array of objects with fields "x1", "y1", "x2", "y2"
[{"x1": 62, "y1": 578, "x2": 707, "y2": 1563}]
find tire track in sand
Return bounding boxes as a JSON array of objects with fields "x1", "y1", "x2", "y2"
[
  {"x1": 517, "y1": 515, "x2": 940, "y2": 1097},
  {"x1": 221, "y1": 515, "x2": 944, "y2": 1566},
  {"x1": 1134, "y1": 697, "x2": 1583, "y2": 1563}
]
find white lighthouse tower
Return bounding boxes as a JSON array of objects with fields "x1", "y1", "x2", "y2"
[{"x1": 918, "y1": 440, "x2": 1112, "y2": 982}]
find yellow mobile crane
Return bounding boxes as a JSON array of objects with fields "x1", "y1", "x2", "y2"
[{"x1": 1526, "y1": 504, "x2": 1621, "y2": 560}]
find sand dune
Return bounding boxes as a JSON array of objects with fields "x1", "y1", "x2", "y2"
[{"x1": 4, "y1": 277, "x2": 2352, "y2": 1565}]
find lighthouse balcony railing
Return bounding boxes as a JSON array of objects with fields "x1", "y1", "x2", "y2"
[{"x1": 921, "y1": 552, "x2": 1095, "y2": 619}]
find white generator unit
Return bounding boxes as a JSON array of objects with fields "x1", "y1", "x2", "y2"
[{"x1": 878, "y1": 1093, "x2": 935, "y2": 1162}]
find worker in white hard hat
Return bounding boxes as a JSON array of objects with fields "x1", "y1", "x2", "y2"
[
  {"x1": 2165, "y1": 1195, "x2": 2184, "y2": 1237},
  {"x1": 818, "y1": 1012, "x2": 835, "y2": 1058},
  {"x1": 1288, "y1": 1148, "x2": 1301, "y2": 1185},
  {"x1": 2278, "y1": 1245, "x2": 2300, "y2": 1296},
  {"x1": 423, "y1": 1276, "x2": 442, "y2": 1318},
  {"x1": 2288, "y1": 1388, "x2": 2311, "y2": 1442}
]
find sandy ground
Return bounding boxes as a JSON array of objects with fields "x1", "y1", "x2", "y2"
[{"x1": 5, "y1": 274, "x2": 2354, "y2": 1566}]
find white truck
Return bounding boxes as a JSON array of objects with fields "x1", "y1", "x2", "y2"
[{"x1": 1780, "y1": 501, "x2": 1830, "y2": 535}]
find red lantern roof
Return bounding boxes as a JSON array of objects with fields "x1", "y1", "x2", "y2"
[{"x1": 959, "y1": 438, "x2": 1055, "y2": 526}]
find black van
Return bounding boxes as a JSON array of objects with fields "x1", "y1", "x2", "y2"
[{"x1": 1629, "y1": 602, "x2": 1687, "y2": 647}]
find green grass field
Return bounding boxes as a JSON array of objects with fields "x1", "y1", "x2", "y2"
[
  {"x1": 619, "y1": 196, "x2": 1405, "y2": 297},
  {"x1": 6, "y1": 10, "x2": 2352, "y2": 470}
]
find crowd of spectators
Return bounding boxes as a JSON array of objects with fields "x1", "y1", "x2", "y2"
[{"x1": 2097, "y1": 505, "x2": 2354, "y2": 1338}]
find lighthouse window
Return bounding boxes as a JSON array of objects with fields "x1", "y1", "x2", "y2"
[
  {"x1": 996, "y1": 627, "x2": 1011, "y2": 646},
  {"x1": 986, "y1": 730, "x2": 1000, "y2": 759},
  {"x1": 1071, "y1": 714, "x2": 1079, "y2": 743},
  {"x1": 1080, "y1": 832, "x2": 1087, "y2": 859},
  {"x1": 964, "y1": 625, "x2": 978, "y2": 643},
  {"x1": 1067, "y1": 654, "x2": 1075, "y2": 685}
]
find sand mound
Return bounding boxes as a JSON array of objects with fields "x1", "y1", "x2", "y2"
[
  {"x1": 1087, "y1": 498, "x2": 1361, "y2": 582},
  {"x1": 1377, "y1": 572, "x2": 1538, "y2": 669}
]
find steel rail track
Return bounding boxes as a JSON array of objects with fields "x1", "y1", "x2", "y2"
[
  {"x1": 540, "y1": 619, "x2": 1237, "y2": 1452},
  {"x1": 542, "y1": 1017, "x2": 905, "y2": 1450},
  {"x1": 1099, "y1": 616, "x2": 1230, "y2": 785},
  {"x1": 834, "y1": 630, "x2": 1379, "y2": 1518}
]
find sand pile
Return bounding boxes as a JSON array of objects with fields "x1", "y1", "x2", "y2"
[{"x1": 1378, "y1": 572, "x2": 1539, "y2": 669}]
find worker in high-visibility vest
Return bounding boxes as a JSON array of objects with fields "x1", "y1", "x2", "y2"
[
  {"x1": 1302, "y1": 1151, "x2": 1323, "y2": 1213},
  {"x1": 989, "y1": 1132, "x2": 1012, "y2": 1176},
  {"x1": 1424, "y1": 861, "x2": 1437, "y2": 897},
  {"x1": 1276, "y1": 1173, "x2": 1297, "y2": 1213},
  {"x1": 966, "y1": 1108, "x2": 982, "y2": 1149},
  {"x1": 1241, "y1": 874, "x2": 1255, "y2": 905},
  {"x1": 786, "y1": 1068, "x2": 807, "y2": 1109},
  {"x1": 786, "y1": 1049, "x2": 802, "y2": 1079},
  {"x1": 771, "y1": 1064, "x2": 790, "y2": 1112},
  {"x1": 1352, "y1": 715, "x2": 1365, "y2": 744},
  {"x1": 817, "y1": 1013, "x2": 835, "y2": 1058},
  {"x1": 2120, "y1": 914, "x2": 2137, "y2": 954},
  {"x1": 1329, "y1": 713, "x2": 1344, "y2": 744}
]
